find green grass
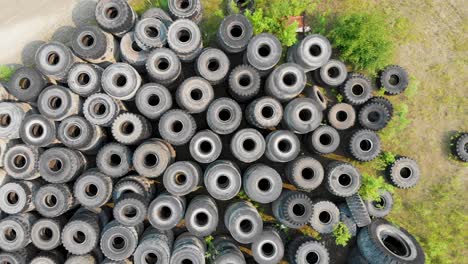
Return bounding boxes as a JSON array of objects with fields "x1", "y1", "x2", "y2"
[
  {"x1": 0, "y1": 65, "x2": 15, "y2": 82},
  {"x1": 333, "y1": 222, "x2": 352, "y2": 246}
]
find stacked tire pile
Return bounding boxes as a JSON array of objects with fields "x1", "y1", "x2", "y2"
[{"x1": 0, "y1": 0, "x2": 425, "y2": 263}]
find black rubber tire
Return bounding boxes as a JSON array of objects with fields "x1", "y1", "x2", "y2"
[
  {"x1": 37, "y1": 85, "x2": 82, "y2": 121},
  {"x1": 57, "y1": 115, "x2": 94, "y2": 149},
  {"x1": 245, "y1": 33, "x2": 282, "y2": 76},
  {"x1": 357, "y1": 219, "x2": 425, "y2": 264},
  {"x1": 338, "y1": 203, "x2": 357, "y2": 237},
  {"x1": 113, "y1": 193, "x2": 148, "y2": 227},
  {"x1": 31, "y1": 218, "x2": 64, "y2": 250},
  {"x1": 133, "y1": 228, "x2": 173, "y2": 264},
  {"x1": 245, "y1": 96, "x2": 283, "y2": 129},
  {"x1": 347, "y1": 247, "x2": 369, "y2": 264},
  {"x1": 96, "y1": 142, "x2": 132, "y2": 178},
  {"x1": 39, "y1": 147, "x2": 87, "y2": 183},
  {"x1": 145, "y1": 48, "x2": 181, "y2": 90},
  {"x1": 290, "y1": 239, "x2": 330, "y2": 264},
  {"x1": 454, "y1": 133, "x2": 468, "y2": 162},
  {"x1": 62, "y1": 209, "x2": 102, "y2": 255},
  {"x1": 189, "y1": 130, "x2": 222, "y2": 163},
  {"x1": 163, "y1": 161, "x2": 202, "y2": 196},
  {"x1": 305, "y1": 85, "x2": 328, "y2": 111},
  {"x1": 167, "y1": 19, "x2": 203, "y2": 62},
  {"x1": 67, "y1": 63, "x2": 103, "y2": 97},
  {"x1": 0, "y1": 102, "x2": 30, "y2": 139},
  {"x1": 345, "y1": 194, "x2": 371, "y2": 227},
  {"x1": 83, "y1": 93, "x2": 122, "y2": 127},
  {"x1": 141, "y1": 8, "x2": 173, "y2": 28},
  {"x1": 287, "y1": 34, "x2": 332, "y2": 72},
  {"x1": 228, "y1": 64, "x2": 261, "y2": 102},
  {"x1": 7, "y1": 67, "x2": 47, "y2": 102},
  {"x1": 0, "y1": 213, "x2": 37, "y2": 252},
  {"x1": 230, "y1": 128, "x2": 266, "y2": 163},
  {"x1": 133, "y1": 138, "x2": 175, "y2": 178},
  {"x1": 224, "y1": 201, "x2": 263, "y2": 244},
  {"x1": 341, "y1": 73, "x2": 373, "y2": 105},
  {"x1": 195, "y1": 48, "x2": 230, "y2": 85},
  {"x1": 326, "y1": 161, "x2": 362, "y2": 197},
  {"x1": 358, "y1": 102, "x2": 391, "y2": 131},
  {"x1": 34, "y1": 183, "x2": 74, "y2": 218},
  {"x1": 100, "y1": 220, "x2": 141, "y2": 261},
  {"x1": 365, "y1": 190, "x2": 393, "y2": 218},
  {"x1": 120, "y1": 32, "x2": 150, "y2": 73},
  {"x1": 148, "y1": 193, "x2": 185, "y2": 230},
  {"x1": 226, "y1": 0, "x2": 255, "y2": 15},
  {"x1": 71, "y1": 26, "x2": 111, "y2": 62},
  {"x1": 35, "y1": 42, "x2": 78, "y2": 82},
  {"x1": 206, "y1": 97, "x2": 242, "y2": 135},
  {"x1": 184, "y1": 195, "x2": 218, "y2": 237},
  {"x1": 272, "y1": 191, "x2": 313, "y2": 229},
  {"x1": 3, "y1": 144, "x2": 41, "y2": 180},
  {"x1": 265, "y1": 63, "x2": 306, "y2": 102},
  {"x1": 102, "y1": 63, "x2": 142, "y2": 101},
  {"x1": 348, "y1": 129, "x2": 381, "y2": 162},
  {"x1": 0, "y1": 181, "x2": 36, "y2": 214},
  {"x1": 111, "y1": 112, "x2": 152, "y2": 145},
  {"x1": 135, "y1": 83, "x2": 172, "y2": 120},
  {"x1": 95, "y1": 0, "x2": 136, "y2": 36},
  {"x1": 368, "y1": 96, "x2": 394, "y2": 118},
  {"x1": 74, "y1": 170, "x2": 113, "y2": 208},
  {"x1": 243, "y1": 163, "x2": 282, "y2": 204},
  {"x1": 308, "y1": 125, "x2": 340, "y2": 154},
  {"x1": 379, "y1": 65, "x2": 409, "y2": 95},
  {"x1": 387, "y1": 157, "x2": 420, "y2": 189},
  {"x1": 217, "y1": 14, "x2": 253, "y2": 54},
  {"x1": 175, "y1": 77, "x2": 214, "y2": 114},
  {"x1": 134, "y1": 18, "x2": 168, "y2": 50},
  {"x1": 203, "y1": 160, "x2": 241, "y2": 201},
  {"x1": 265, "y1": 130, "x2": 300, "y2": 163},
  {"x1": 315, "y1": 59, "x2": 347, "y2": 87},
  {"x1": 158, "y1": 109, "x2": 197, "y2": 146},
  {"x1": 286, "y1": 156, "x2": 324, "y2": 191},
  {"x1": 309, "y1": 200, "x2": 340, "y2": 234},
  {"x1": 19, "y1": 113, "x2": 57, "y2": 147},
  {"x1": 251, "y1": 227, "x2": 284, "y2": 264},
  {"x1": 283, "y1": 97, "x2": 323, "y2": 134},
  {"x1": 168, "y1": 0, "x2": 203, "y2": 24}
]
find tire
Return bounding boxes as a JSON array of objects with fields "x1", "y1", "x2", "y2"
[
  {"x1": 3, "y1": 144, "x2": 41, "y2": 180},
  {"x1": 226, "y1": 0, "x2": 255, "y2": 15},
  {"x1": 368, "y1": 96, "x2": 394, "y2": 117},
  {"x1": 252, "y1": 227, "x2": 284, "y2": 264},
  {"x1": 57, "y1": 115, "x2": 102, "y2": 150},
  {"x1": 189, "y1": 130, "x2": 222, "y2": 163},
  {"x1": 309, "y1": 200, "x2": 340, "y2": 234},
  {"x1": 113, "y1": 176, "x2": 155, "y2": 202},
  {"x1": 347, "y1": 247, "x2": 369, "y2": 264},
  {"x1": 224, "y1": 201, "x2": 263, "y2": 244},
  {"x1": 134, "y1": 18, "x2": 168, "y2": 50},
  {"x1": 39, "y1": 147, "x2": 87, "y2": 183},
  {"x1": 83, "y1": 93, "x2": 123, "y2": 127},
  {"x1": 31, "y1": 218, "x2": 64, "y2": 250},
  {"x1": 163, "y1": 161, "x2": 202, "y2": 196},
  {"x1": 0, "y1": 181, "x2": 37, "y2": 214},
  {"x1": 20, "y1": 113, "x2": 57, "y2": 147},
  {"x1": 100, "y1": 221, "x2": 141, "y2": 261},
  {"x1": 35, "y1": 42, "x2": 79, "y2": 82},
  {"x1": 338, "y1": 204, "x2": 357, "y2": 237},
  {"x1": 228, "y1": 64, "x2": 261, "y2": 102},
  {"x1": 230, "y1": 128, "x2": 266, "y2": 163},
  {"x1": 265, "y1": 130, "x2": 300, "y2": 163},
  {"x1": 206, "y1": 97, "x2": 242, "y2": 135},
  {"x1": 135, "y1": 83, "x2": 172, "y2": 120},
  {"x1": 287, "y1": 34, "x2": 332, "y2": 72},
  {"x1": 365, "y1": 190, "x2": 393, "y2": 218},
  {"x1": 102, "y1": 63, "x2": 142, "y2": 101},
  {"x1": 204, "y1": 160, "x2": 241, "y2": 201},
  {"x1": 454, "y1": 133, "x2": 468, "y2": 162},
  {"x1": 0, "y1": 247, "x2": 36, "y2": 264},
  {"x1": 305, "y1": 85, "x2": 328, "y2": 111},
  {"x1": 32, "y1": 251, "x2": 65, "y2": 264},
  {"x1": 34, "y1": 183, "x2": 74, "y2": 218},
  {"x1": 7, "y1": 67, "x2": 47, "y2": 102},
  {"x1": 37, "y1": 85, "x2": 82, "y2": 121},
  {"x1": 168, "y1": 0, "x2": 203, "y2": 24},
  {"x1": 71, "y1": 26, "x2": 118, "y2": 64},
  {"x1": 285, "y1": 156, "x2": 324, "y2": 191},
  {"x1": 327, "y1": 103, "x2": 356, "y2": 130},
  {"x1": 213, "y1": 236, "x2": 246, "y2": 264},
  {"x1": 387, "y1": 157, "x2": 420, "y2": 189},
  {"x1": 217, "y1": 14, "x2": 253, "y2": 54},
  {"x1": 245, "y1": 33, "x2": 282, "y2": 76},
  {"x1": 0, "y1": 213, "x2": 37, "y2": 252},
  {"x1": 246, "y1": 96, "x2": 283, "y2": 129},
  {"x1": 67, "y1": 63, "x2": 103, "y2": 97},
  {"x1": 185, "y1": 195, "x2": 218, "y2": 237},
  {"x1": 290, "y1": 238, "x2": 330, "y2": 264},
  {"x1": 120, "y1": 32, "x2": 150, "y2": 73},
  {"x1": 62, "y1": 209, "x2": 103, "y2": 255},
  {"x1": 133, "y1": 139, "x2": 175, "y2": 178},
  {"x1": 243, "y1": 164, "x2": 282, "y2": 203},
  {"x1": 345, "y1": 194, "x2": 371, "y2": 227},
  {"x1": 96, "y1": 142, "x2": 132, "y2": 178},
  {"x1": 358, "y1": 102, "x2": 391, "y2": 131},
  {"x1": 111, "y1": 112, "x2": 152, "y2": 145},
  {"x1": 158, "y1": 109, "x2": 197, "y2": 146},
  {"x1": 314, "y1": 59, "x2": 347, "y2": 87},
  {"x1": 341, "y1": 73, "x2": 373, "y2": 105},
  {"x1": 95, "y1": 0, "x2": 136, "y2": 36},
  {"x1": 141, "y1": 8, "x2": 173, "y2": 28},
  {"x1": 272, "y1": 191, "x2": 313, "y2": 229},
  {"x1": 146, "y1": 48, "x2": 182, "y2": 90},
  {"x1": 176, "y1": 77, "x2": 214, "y2": 113},
  {"x1": 283, "y1": 97, "x2": 323, "y2": 134},
  {"x1": 113, "y1": 193, "x2": 148, "y2": 227},
  {"x1": 265, "y1": 63, "x2": 307, "y2": 102},
  {"x1": 348, "y1": 129, "x2": 381, "y2": 162},
  {"x1": 74, "y1": 170, "x2": 113, "y2": 208},
  {"x1": 134, "y1": 228, "x2": 173, "y2": 264},
  {"x1": 170, "y1": 233, "x2": 205, "y2": 264},
  {"x1": 65, "y1": 254, "x2": 99, "y2": 264},
  {"x1": 326, "y1": 161, "x2": 361, "y2": 197},
  {"x1": 195, "y1": 48, "x2": 230, "y2": 85},
  {"x1": 167, "y1": 19, "x2": 203, "y2": 62},
  {"x1": 308, "y1": 125, "x2": 340, "y2": 154},
  {"x1": 357, "y1": 219, "x2": 425, "y2": 264},
  {"x1": 379, "y1": 65, "x2": 409, "y2": 95},
  {"x1": 0, "y1": 102, "x2": 31, "y2": 139},
  {"x1": 148, "y1": 193, "x2": 185, "y2": 230}
]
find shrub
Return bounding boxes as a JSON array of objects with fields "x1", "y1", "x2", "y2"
[
  {"x1": 333, "y1": 222, "x2": 351, "y2": 246},
  {"x1": 359, "y1": 173, "x2": 394, "y2": 202}
]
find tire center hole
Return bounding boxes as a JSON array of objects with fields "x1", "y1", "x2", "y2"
[
  {"x1": 145, "y1": 26, "x2": 159, "y2": 38},
  {"x1": 177, "y1": 29, "x2": 191, "y2": 43},
  {"x1": 258, "y1": 178, "x2": 271, "y2": 192},
  {"x1": 195, "y1": 212, "x2": 209, "y2": 226},
  {"x1": 261, "y1": 106, "x2": 274, "y2": 119},
  {"x1": 159, "y1": 206, "x2": 172, "y2": 220},
  {"x1": 352, "y1": 84, "x2": 364, "y2": 95},
  {"x1": 368, "y1": 111, "x2": 381, "y2": 123},
  {"x1": 216, "y1": 175, "x2": 230, "y2": 189},
  {"x1": 123, "y1": 206, "x2": 137, "y2": 219},
  {"x1": 157, "y1": 58, "x2": 170, "y2": 71},
  {"x1": 0, "y1": 114, "x2": 11, "y2": 127},
  {"x1": 105, "y1": 7, "x2": 119, "y2": 19},
  {"x1": 171, "y1": 120, "x2": 184, "y2": 133},
  {"x1": 309, "y1": 44, "x2": 322, "y2": 56},
  {"x1": 239, "y1": 219, "x2": 253, "y2": 233},
  {"x1": 283, "y1": 73, "x2": 297, "y2": 86},
  {"x1": 81, "y1": 34, "x2": 94, "y2": 47},
  {"x1": 299, "y1": 108, "x2": 312, "y2": 121},
  {"x1": 31, "y1": 123, "x2": 44, "y2": 138},
  {"x1": 175, "y1": 173, "x2": 187, "y2": 185},
  {"x1": 359, "y1": 139, "x2": 373, "y2": 152},
  {"x1": 319, "y1": 211, "x2": 331, "y2": 224},
  {"x1": 389, "y1": 74, "x2": 400, "y2": 86},
  {"x1": 306, "y1": 251, "x2": 319, "y2": 264},
  {"x1": 109, "y1": 154, "x2": 122, "y2": 166},
  {"x1": 199, "y1": 140, "x2": 213, "y2": 154},
  {"x1": 258, "y1": 44, "x2": 271, "y2": 57},
  {"x1": 327, "y1": 67, "x2": 340, "y2": 78},
  {"x1": 48, "y1": 96, "x2": 62, "y2": 110},
  {"x1": 302, "y1": 168, "x2": 315, "y2": 180},
  {"x1": 230, "y1": 25, "x2": 243, "y2": 38},
  {"x1": 242, "y1": 138, "x2": 256, "y2": 152},
  {"x1": 148, "y1": 94, "x2": 160, "y2": 106},
  {"x1": 145, "y1": 253, "x2": 158, "y2": 264},
  {"x1": 190, "y1": 88, "x2": 203, "y2": 101},
  {"x1": 144, "y1": 154, "x2": 158, "y2": 168},
  {"x1": 218, "y1": 109, "x2": 232, "y2": 122},
  {"x1": 319, "y1": 133, "x2": 332, "y2": 146},
  {"x1": 207, "y1": 59, "x2": 220, "y2": 72},
  {"x1": 85, "y1": 184, "x2": 98, "y2": 197},
  {"x1": 239, "y1": 74, "x2": 251, "y2": 87},
  {"x1": 93, "y1": 103, "x2": 107, "y2": 116},
  {"x1": 6, "y1": 192, "x2": 19, "y2": 205},
  {"x1": 261, "y1": 242, "x2": 275, "y2": 257},
  {"x1": 114, "y1": 74, "x2": 127, "y2": 87},
  {"x1": 73, "y1": 231, "x2": 86, "y2": 244},
  {"x1": 4, "y1": 228, "x2": 17, "y2": 242},
  {"x1": 112, "y1": 236, "x2": 126, "y2": 250},
  {"x1": 48, "y1": 159, "x2": 63, "y2": 172},
  {"x1": 400, "y1": 167, "x2": 412, "y2": 179},
  {"x1": 47, "y1": 52, "x2": 60, "y2": 66},
  {"x1": 182, "y1": 260, "x2": 193, "y2": 264},
  {"x1": 77, "y1": 73, "x2": 90, "y2": 85},
  {"x1": 132, "y1": 41, "x2": 142, "y2": 52},
  {"x1": 336, "y1": 111, "x2": 348, "y2": 122},
  {"x1": 13, "y1": 154, "x2": 27, "y2": 169},
  {"x1": 292, "y1": 203, "x2": 305, "y2": 216},
  {"x1": 44, "y1": 194, "x2": 57, "y2": 208},
  {"x1": 381, "y1": 234, "x2": 409, "y2": 257},
  {"x1": 316, "y1": 89, "x2": 325, "y2": 102},
  {"x1": 19, "y1": 78, "x2": 31, "y2": 90},
  {"x1": 178, "y1": 0, "x2": 190, "y2": 9},
  {"x1": 372, "y1": 197, "x2": 386, "y2": 208},
  {"x1": 39, "y1": 227, "x2": 53, "y2": 241},
  {"x1": 120, "y1": 121, "x2": 134, "y2": 135},
  {"x1": 338, "y1": 174, "x2": 352, "y2": 187},
  {"x1": 66, "y1": 124, "x2": 81, "y2": 139},
  {"x1": 278, "y1": 139, "x2": 292, "y2": 153}
]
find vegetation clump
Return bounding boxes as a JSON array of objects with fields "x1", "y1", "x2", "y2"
[{"x1": 332, "y1": 222, "x2": 352, "y2": 246}]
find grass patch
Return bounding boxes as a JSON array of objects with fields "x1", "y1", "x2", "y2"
[
  {"x1": 359, "y1": 173, "x2": 394, "y2": 202},
  {"x1": 332, "y1": 222, "x2": 352, "y2": 246},
  {"x1": 378, "y1": 102, "x2": 411, "y2": 145},
  {"x1": 200, "y1": 0, "x2": 224, "y2": 45},
  {"x1": 129, "y1": 0, "x2": 162, "y2": 15}
]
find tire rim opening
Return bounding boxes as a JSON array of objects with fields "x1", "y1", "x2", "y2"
[
  {"x1": 239, "y1": 219, "x2": 253, "y2": 233},
  {"x1": 30, "y1": 123, "x2": 45, "y2": 138},
  {"x1": 199, "y1": 140, "x2": 213, "y2": 155},
  {"x1": 258, "y1": 44, "x2": 271, "y2": 57},
  {"x1": 81, "y1": 34, "x2": 95, "y2": 47},
  {"x1": 93, "y1": 103, "x2": 107, "y2": 116},
  {"x1": 178, "y1": 0, "x2": 190, "y2": 9},
  {"x1": 13, "y1": 154, "x2": 27, "y2": 169},
  {"x1": 399, "y1": 167, "x2": 412, "y2": 179},
  {"x1": 159, "y1": 206, "x2": 172, "y2": 220},
  {"x1": 73, "y1": 231, "x2": 86, "y2": 244},
  {"x1": 292, "y1": 203, "x2": 306, "y2": 216},
  {"x1": 109, "y1": 154, "x2": 122, "y2": 166},
  {"x1": 319, "y1": 133, "x2": 332, "y2": 146},
  {"x1": 327, "y1": 67, "x2": 340, "y2": 78},
  {"x1": 0, "y1": 114, "x2": 11, "y2": 127},
  {"x1": 177, "y1": 29, "x2": 191, "y2": 43},
  {"x1": 278, "y1": 139, "x2": 292, "y2": 153},
  {"x1": 306, "y1": 251, "x2": 320, "y2": 264},
  {"x1": 44, "y1": 194, "x2": 58, "y2": 208},
  {"x1": 319, "y1": 211, "x2": 332, "y2": 224},
  {"x1": 156, "y1": 58, "x2": 170, "y2": 71},
  {"x1": 368, "y1": 111, "x2": 381, "y2": 123},
  {"x1": 39, "y1": 227, "x2": 53, "y2": 241},
  {"x1": 207, "y1": 59, "x2": 220, "y2": 72},
  {"x1": 182, "y1": 259, "x2": 193, "y2": 264},
  {"x1": 19, "y1": 78, "x2": 31, "y2": 90},
  {"x1": 258, "y1": 178, "x2": 272, "y2": 192},
  {"x1": 66, "y1": 124, "x2": 82, "y2": 139},
  {"x1": 123, "y1": 206, "x2": 138, "y2": 219},
  {"x1": 352, "y1": 84, "x2": 364, "y2": 95},
  {"x1": 112, "y1": 236, "x2": 126, "y2": 250},
  {"x1": 105, "y1": 7, "x2": 119, "y2": 19},
  {"x1": 145, "y1": 26, "x2": 159, "y2": 38},
  {"x1": 302, "y1": 168, "x2": 315, "y2": 180},
  {"x1": 381, "y1": 232, "x2": 411, "y2": 257},
  {"x1": 242, "y1": 138, "x2": 256, "y2": 152},
  {"x1": 47, "y1": 52, "x2": 60, "y2": 66},
  {"x1": 4, "y1": 228, "x2": 17, "y2": 242},
  {"x1": 190, "y1": 88, "x2": 203, "y2": 101},
  {"x1": 148, "y1": 94, "x2": 160, "y2": 106},
  {"x1": 216, "y1": 175, "x2": 230, "y2": 189},
  {"x1": 145, "y1": 253, "x2": 158, "y2": 264},
  {"x1": 283, "y1": 73, "x2": 297, "y2": 86},
  {"x1": 316, "y1": 89, "x2": 325, "y2": 102},
  {"x1": 132, "y1": 41, "x2": 142, "y2": 52},
  {"x1": 120, "y1": 121, "x2": 134, "y2": 135},
  {"x1": 195, "y1": 212, "x2": 209, "y2": 226},
  {"x1": 175, "y1": 173, "x2": 187, "y2": 185},
  {"x1": 144, "y1": 153, "x2": 158, "y2": 168},
  {"x1": 309, "y1": 44, "x2": 322, "y2": 57},
  {"x1": 48, "y1": 96, "x2": 62, "y2": 110},
  {"x1": 239, "y1": 75, "x2": 251, "y2": 87},
  {"x1": 114, "y1": 74, "x2": 127, "y2": 87},
  {"x1": 336, "y1": 111, "x2": 348, "y2": 122},
  {"x1": 6, "y1": 192, "x2": 19, "y2": 205},
  {"x1": 299, "y1": 108, "x2": 312, "y2": 122},
  {"x1": 261, "y1": 106, "x2": 274, "y2": 119},
  {"x1": 389, "y1": 74, "x2": 400, "y2": 86},
  {"x1": 218, "y1": 109, "x2": 232, "y2": 122},
  {"x1": 48, "y1": 159, "x2": 63, "y2": 172},
  {"x1": 338, "y1": 174, "x2": 352, "y2": 187},
  {"x1": 261, "y1": 242, "x2": 275, "y2": 257},
  {"x1": 77, "y1": 73, "x2": 91, "y2": 86},
  {"x1": 85, "y1": 184, "x2": 98, "y2": 197},
  {"x1": 171, "y1": 120, "x2": 184, "y2": 133},
  {"x1": 230, "y1": 25, "x2": 243, "y2": 38},
  {"x1": 359, "y1": 139, "x2": 373, "y2": 152},
  {"x1": 372, "y1": 197, "x2": 386, "y2": 209}
]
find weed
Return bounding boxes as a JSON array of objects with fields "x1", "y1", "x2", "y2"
[
  {"x1": 404, "y1": 75, "x2": 419, "y2": 98},
  {"x1": 359, "y1": 173, "x2": 394, "y2": 202},
  {"x1": 0, "y1": 65, "x2": 15, "y2": 82},
  {"x1": 378, "y1": 102, "x2": 410, "y2": 145},
  {"x1": 200, "y1": 0, "x2": 224, "y2": 45},
  {"x1": 332, "y1": 222, "x2": 351, "y2": 246},
  {"x1": 130, "y1": 0, "x2": 161, "y2": 15},
  {"x1": 204, "y1": 235, "x2": 219, "y2": 260},
  {"x1": 228, "y1": 0, "x2": 240, "y2": 14}
]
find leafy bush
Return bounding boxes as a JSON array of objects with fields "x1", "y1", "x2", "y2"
[
  {"x1": 359, "y1": 173, "x2": 394, "y2": 202},
  {"x1": 328, "y1": 12, "x2": 394, "y2": 74},
  {"x1": 333, "y1": 222, "x2": 351, "y2": 246},
  {"x1": 0, "y1": 65, "x2": 15, "y2": 82}
]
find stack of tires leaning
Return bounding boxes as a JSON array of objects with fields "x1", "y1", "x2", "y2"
[{"x1": 0, "y1": 0, "x2": 426, "y2": 263}]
